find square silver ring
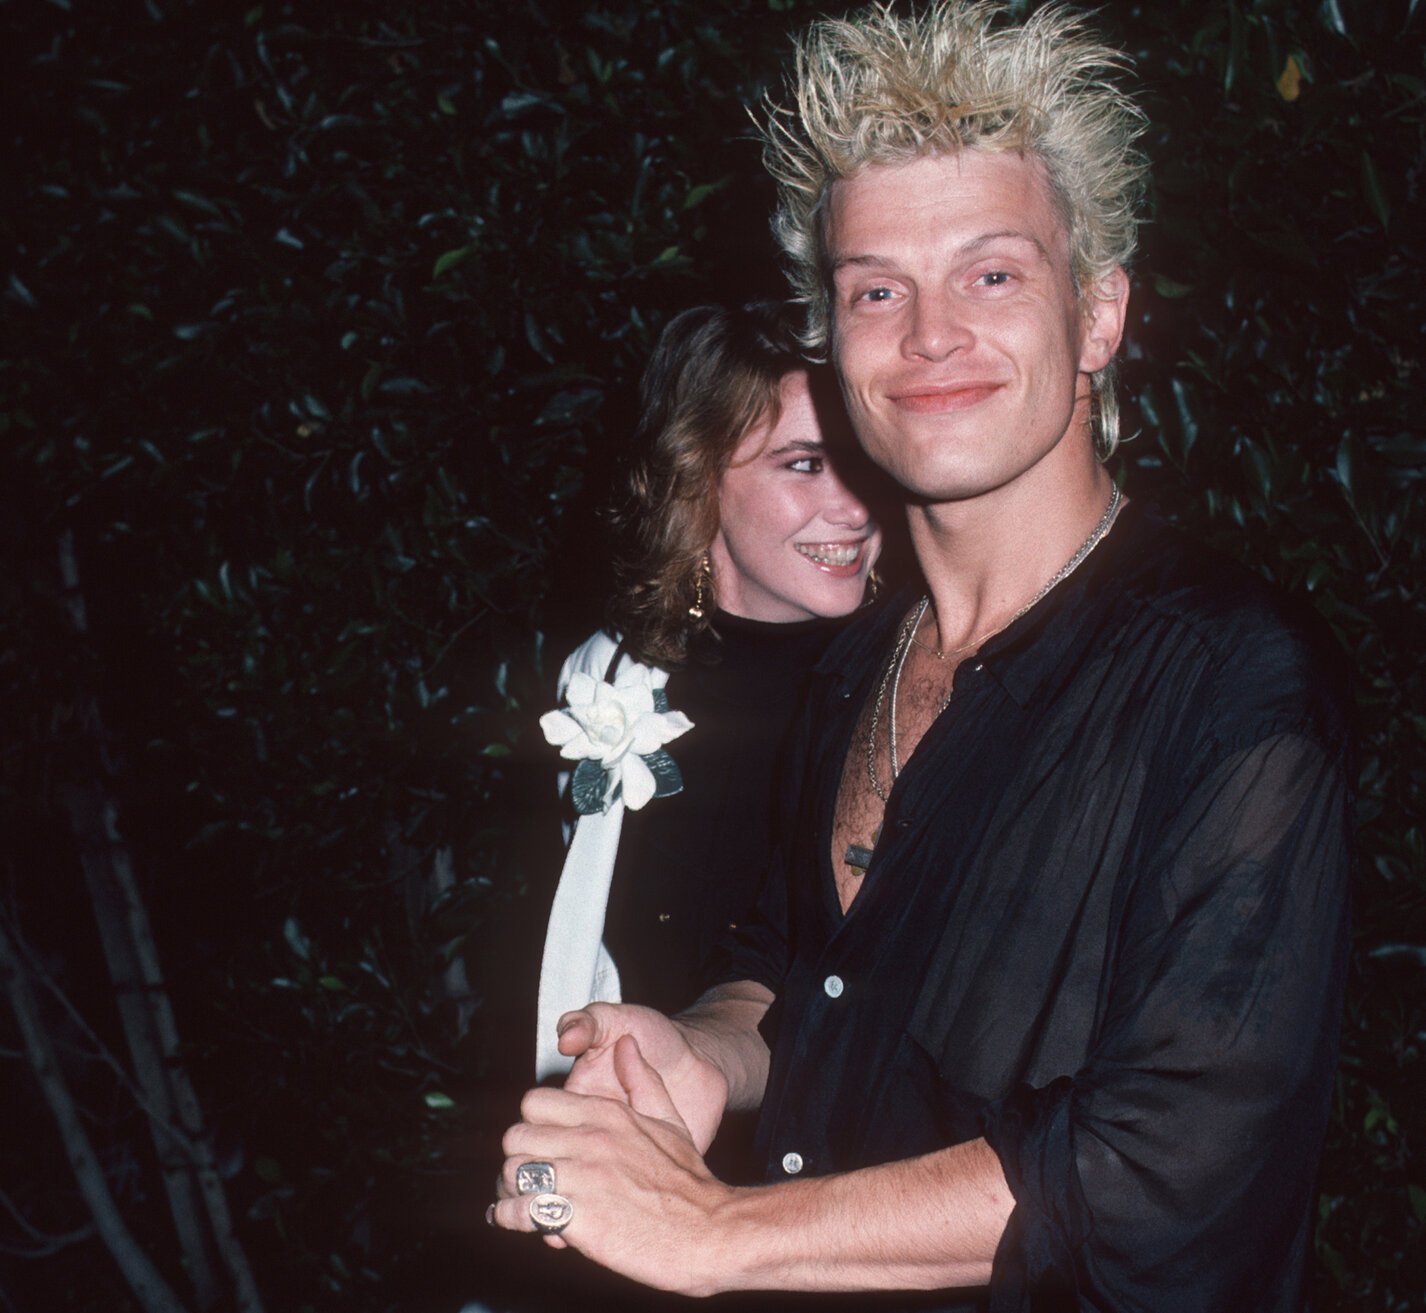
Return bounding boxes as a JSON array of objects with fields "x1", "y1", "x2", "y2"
[{"x1": 516, "y1": 1161, "x2": 555, "y2": 1196}]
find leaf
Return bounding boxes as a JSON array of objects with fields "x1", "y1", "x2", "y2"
[
  {"x1": 173, "y1": 188, "x2": 223, "y2": 217},
  {"x1": 7, "y1": 275, "x2": 36, "y2": 309},
  {"x1": 1225, "y1": 1, "x2": 1246, "y2": 94},
  {"x1": 500, "y1": 91, "x2": 552, "y2": 118},
  {"x1": 652, "y1": 689, "x2": 669, "y2": 713},
  {"x1": 682, "y1": 175, "x2": 731, "y2": 209},
  {"x1": 1317, "y1": 1241, "x2": 1348, "y2": 1290},
  {"x1": 1317, "y1": 0, "x2": 1348, "y2": 37},
  {"x1": 1152, "y1": 274, "x2": 1193, "y2": 299},
  {"x1": 1276, "y1": 55, "x2": 1303, "y2": 101},
  {"x1": 525, "y1": 312, "x2": 554, "y2": 362},
  {"x1": 432, "y1": 245, "x2": 474, "y2": 278},
  {"x1": 1170, "y1": 376, "x2": 1199, "y2": 463},
  {"x1": 1360, "y1": 152, "x2": 1390, "y2": 228},
  {"x1": 1366, "y1": 943, "x2": 1426, "y2": 967},
  {"x1": 571, "y1": 759, "x2": 610, "y2": 814},
  {"x1": 283, "y1": 916, "x2": 310, "y2": 961},
  {"x1": 424, "y1": 1092, "x2": 455, "y2": 1109},
  {"x1": 642, "y1": 749, "x2": 684, "y2": 800},
  {"x1": 1241, "y1": 441, "x2": 1273, "y2": 501},
  {"x1": 1334, "y1": 434, "x2": 1354, "y2": 496}
]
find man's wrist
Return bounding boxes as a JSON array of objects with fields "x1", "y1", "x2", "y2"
[
  {"x1": 680, "y1": 1182, "x2": 769, "y2": 1298},
  {"x1": 687, "y1": 1176, "x2": 825, "y2": 1297},
  {"x1": 673, "y1": 980, "x2": 773, "y2": 1112}
]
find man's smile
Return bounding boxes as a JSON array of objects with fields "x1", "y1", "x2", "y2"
[{"x1": 886, "y1": 382, "x2": 1005, "y2": 414}]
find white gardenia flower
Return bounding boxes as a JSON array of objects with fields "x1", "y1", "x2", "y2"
[{"x1": 539, "y1": 667, "x2": 693, "y2": 810}]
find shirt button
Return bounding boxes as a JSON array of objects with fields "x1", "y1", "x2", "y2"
[
  {"x1": 657, "y1": 912, "x2": 670, "y2": 922},
  {"x1": 781, "y1": 1151, "x2": 804, "y2": 1174},
  {"x1": 823, "y1": 974, "x2": 844, "y2": 999}
]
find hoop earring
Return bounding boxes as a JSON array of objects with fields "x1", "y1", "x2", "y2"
[{"x1": 687, "y1": 553, "x2": 712, "y2": 620}]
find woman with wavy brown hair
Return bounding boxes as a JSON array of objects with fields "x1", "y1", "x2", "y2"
[{"x1": 535, "y1": 301, "x2": 883, "y2": 1081}]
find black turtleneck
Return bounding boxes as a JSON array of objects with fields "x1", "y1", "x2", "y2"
[{"x1": 602, "y1": 610, "x2": 846, "y2": 1016}]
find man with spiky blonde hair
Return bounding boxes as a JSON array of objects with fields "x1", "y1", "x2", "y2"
[
  {"x1": 493, "y1": 5, "x2": 1349, "y2": 1310},
  {"x1": 766, "y1": 0, "x2": 1146, "y2": 458}
]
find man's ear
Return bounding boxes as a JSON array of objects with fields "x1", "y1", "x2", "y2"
[{"x1": 1078, "y1": 266, "x2": 1130, "y2": 374}]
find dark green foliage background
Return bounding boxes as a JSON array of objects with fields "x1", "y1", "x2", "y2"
[{"x1": 1, "y1": 1, "x2": 1421, "y2": 1309}]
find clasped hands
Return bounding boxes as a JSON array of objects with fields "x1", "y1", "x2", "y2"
[{"x1": 490, "y1": 1003, "x2": 735, "y2": 1296}]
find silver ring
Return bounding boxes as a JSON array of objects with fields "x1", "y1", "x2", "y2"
[
  {"x1": 516, "y1": 1161, "x2": 555, "y2": 1196},
  {"x1": 529, "y1": 1192, "x2": 573, "y2": 1235}
]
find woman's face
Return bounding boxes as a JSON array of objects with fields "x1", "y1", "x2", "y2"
[{"x1": 709, "y1": 369, "x2": 883, "y2": 623}]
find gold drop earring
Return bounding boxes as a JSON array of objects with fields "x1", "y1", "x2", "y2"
[{"x1": 688, "y1": 553, "x2": 712, "y2": 620}]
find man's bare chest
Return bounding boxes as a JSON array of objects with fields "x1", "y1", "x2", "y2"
[{"x1": 830, "y1": 610, "x2": 959, "y2": 913}]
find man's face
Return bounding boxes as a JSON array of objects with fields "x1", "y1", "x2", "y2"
[{"x1": 825, "y1": 149, "x2": 1127, "y2": 506}]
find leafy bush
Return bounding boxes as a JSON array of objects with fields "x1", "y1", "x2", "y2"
[{"x1": 1, "y1": 1, "x2": 1420, "y2": 1309}]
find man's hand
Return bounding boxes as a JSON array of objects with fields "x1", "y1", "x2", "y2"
[
  {"x1": 493, "y1": 1034, "x2": 1009, "y2": 1296},
  {"x1": 555, "y1": 1002, "x2": 729, "y2": 1152},
  {"x1": 493, "y1": 1035, "x2": 735, "y2": 1296}
]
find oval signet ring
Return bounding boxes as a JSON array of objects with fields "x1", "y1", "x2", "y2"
[{"x1": 529, "y1": 1192, "x2": 573, "y2": 1235}]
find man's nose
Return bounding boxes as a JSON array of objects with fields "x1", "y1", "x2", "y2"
[{"x1": 901, "y1": 293, "x2": 971, "y2": 362}]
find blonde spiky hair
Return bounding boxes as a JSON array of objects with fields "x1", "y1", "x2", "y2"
[{"x1": 761, "y1": 1, "x2": 1148, "y2": 455}]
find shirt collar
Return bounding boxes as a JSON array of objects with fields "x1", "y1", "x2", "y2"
[{"x1": 817, "y1": 500, "x2": 1171, "y2": 710}]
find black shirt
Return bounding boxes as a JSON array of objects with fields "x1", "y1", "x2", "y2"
[
  {"x1": 721, "y1": 503, "x2": 1352, "y2": 1313},
  {"x1": 604, "y1": 611, "x2": 846, "y2": 1016}
]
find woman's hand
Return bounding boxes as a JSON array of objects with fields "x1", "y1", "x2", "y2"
[{"x1": 555, "y1": 1002, "x2": 730, "y2": 1152}]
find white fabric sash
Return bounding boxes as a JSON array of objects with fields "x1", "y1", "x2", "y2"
[{"x1": 534, "y1": 631, "x2": 670, "y2": 1080}]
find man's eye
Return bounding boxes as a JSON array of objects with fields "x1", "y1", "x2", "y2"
[
  {"x1": 859, "y1": 286, "x2": 895, "y2": 303},
  {"x1": 788, "y1": 456, "x2": 824, "y2": 474},
  {"x1": 977, "y1": 270, "x2": 1012, "y2": 287}
]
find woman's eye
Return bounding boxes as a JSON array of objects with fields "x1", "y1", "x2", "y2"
[{"x1": 788, "y1": 456, "x2": 824, "y2": 474}]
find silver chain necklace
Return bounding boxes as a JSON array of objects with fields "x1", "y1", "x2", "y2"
[{"x1": 865, "y1": 483, "x2": 1123, "y2": 803}]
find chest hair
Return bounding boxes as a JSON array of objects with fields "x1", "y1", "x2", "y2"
[{"x1": 830, "y1": 642, "x2": 957, "y2": 914}]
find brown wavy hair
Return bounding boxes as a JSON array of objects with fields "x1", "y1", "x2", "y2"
[{"x1": 606, "y1": 301, "x2": 812, "y2": 669}]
